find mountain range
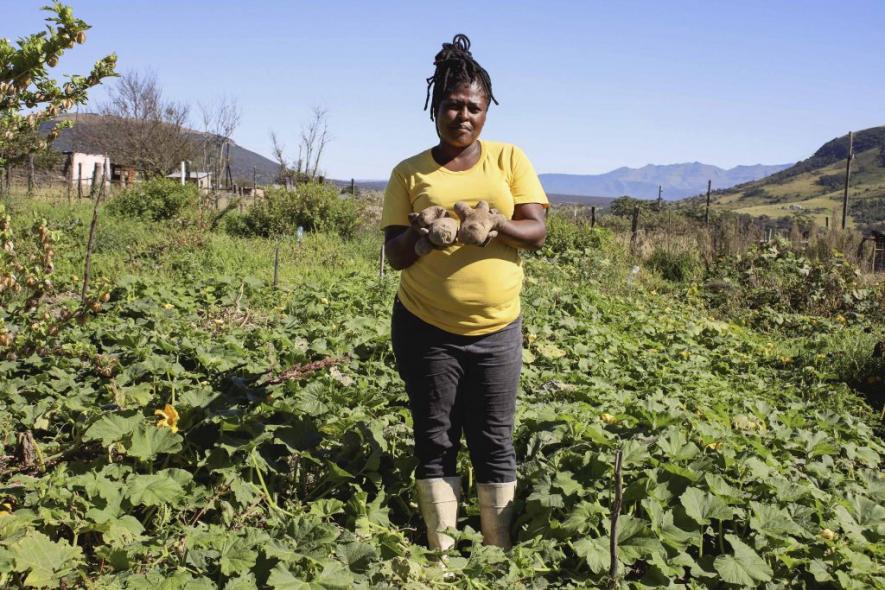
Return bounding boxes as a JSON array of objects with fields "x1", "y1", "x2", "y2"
[{"x1": 539, "y1": 162, "x2": 792, "y2": 201}]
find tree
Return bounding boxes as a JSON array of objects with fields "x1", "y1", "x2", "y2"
[
  {"x1": 198, "y1": 96, "x2": 240, "y2": 189},
  {"x1": 300, "y1": 106, "x2": 330, "y2": 180},
  {"x1": 75, "y1": 70, "x2": 194, "y2": 178},
  {"x1": 269, "y1": 130, "x2": 290, "y2": 184},
  {"x1": 268, "y1": 107, "x2": 331, "y2": 186},
  {"x1": 0, "y1": 2, "x2": 117, "y2": 169}
]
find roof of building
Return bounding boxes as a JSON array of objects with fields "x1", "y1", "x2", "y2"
[{"x1": 166, "y1": 171, "x2": 212, "y2": 179}]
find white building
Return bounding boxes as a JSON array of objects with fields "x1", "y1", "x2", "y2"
[
  {"x1": 68, "y1": 152, "x2": 110, "y2": 191},
  {"x1": 166, "y1": 170, "x2": 212, "y2": 190}
]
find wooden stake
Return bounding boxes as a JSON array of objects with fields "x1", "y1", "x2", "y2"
[
  {"x1": 704, "y1": 179, "x2": 712, "y2": 225},
  {"x1": 379, "y1": 243, "x2": 386, "y2": 279},
  {"x1": 350, "y1": 178, "x2": 355, "y2": 195},
  {"x1": 608, "y1": 449, "x2": 623, "y2": 587},
  {"x1": 77, "y1": 163, "x2": 83, "y2": 199},
  {"x1": 81, "y1": 178, "x2": 104, "y2": 304},
  {"x1": 630, "y1": 206, "x2": 639, "y2": 252},
  {"x1": 27, "y1": 154, "x2": 35, "y2": 196},
  {"x1": 65, "y1": 154, "x2": 72, "y2": 204},
  {"x1": 841, "y1": 131, "x2": 853, "y2": 230},
  {"x1": 273, "y1": 242, "x2": 280, "y2": 289},
  {"x1": 591, "y1": 206, "x2": 597, "y2": 228}
]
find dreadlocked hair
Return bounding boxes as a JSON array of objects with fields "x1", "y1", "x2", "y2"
[{"x1": 424, "y1": 34, "x2": 498, "y2": 121}]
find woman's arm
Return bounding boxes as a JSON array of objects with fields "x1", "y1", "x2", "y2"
[
  {"x1": 384, "y1": 225, "x2": 421, "y2": 270},
  {"x1": 493, "y1": 203, "x2": 547, "y2": 250}
]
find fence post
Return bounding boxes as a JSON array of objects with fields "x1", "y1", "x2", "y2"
[
  {"x1": 81, "y1": 174, "x2": 105, "y2": 304},
  {"x1": 704, "y1": 179, "x2": 711, "y2": 225},
  {"x1": 90, "y1": 162, "x2": 100, "y2": 198},
  {"x1": 65, "y1": 154, "x2": 72, "y2": 204},
  {"x1": 379, "y1": 243, "x2": 386, "y2": 279},
  {"x1": 608, "y1": 449, "x2": 623, "y2": 587},
  {"x1": 825, "y1": 216, "x2": 829, "y2": 229},
  {"x1": 273, "y1": 241, "x2": 280, "y2": 289},
  {"x1": 77, "y1": 163, "x2": 83, "y2": 199},
  {"x1": 630, "y1": 205, "x2": 639, "y2": 252},
  {"x1": 350, "y1": 178, "x2": 355, "y2": 195},
  {"x1": 27, "y1": 153, "x2": 35, "y2": 196},
  {"x1": 253, "y1": 166, "x2": 257, "y2": 192},
  {"x1": 841, "y1": 131, "x2": 853, "y2": 230},
  {"x1": 591, "y1": 206, "x2": 596, "y2": 229}
]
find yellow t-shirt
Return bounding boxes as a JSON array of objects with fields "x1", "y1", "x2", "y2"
[{"x1": 381, "y1": 140, "x2": 549, "y2": 336}]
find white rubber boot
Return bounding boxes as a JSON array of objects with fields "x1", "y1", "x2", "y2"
[
  {"x1": 416, "y1": 476, "x2": 461, "y2": 550},
  {"x1": 477, "y1": 481, "x2": 517, "y2": 549}
]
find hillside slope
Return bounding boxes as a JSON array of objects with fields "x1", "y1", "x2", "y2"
[{"x1": 706, "y1": 127, "x2": 885, "y2": 231}]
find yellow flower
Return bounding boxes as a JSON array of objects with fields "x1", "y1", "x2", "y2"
[
  {"x1": 163, "y1": 303, "x2": 174, "y2": 310},
  {"x1": 154, "y1": 404, "x2": 179, "y2": 433},
  {"x1": 600, "y1": 413, "x2": 619, "y2": 425},
  {"x1": 320, "y1": 297, "x2": 329, "y2": 305},
  {"x1": 820, "y1": 528, "x2": 837, "y2": 541},
  {"x1": 0, "y1": 501, "x2": 12, "y2": 517},
  {"x1": 706, "y1": 441, "x2": 722, "y2": 450},
  {"x1": 835, "y1": 314, "x2": 846, "y2": 324}
]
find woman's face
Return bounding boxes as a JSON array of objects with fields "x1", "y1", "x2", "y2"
[{"x1": 435, "y1": 80, "x2": 488, "y2": 149}]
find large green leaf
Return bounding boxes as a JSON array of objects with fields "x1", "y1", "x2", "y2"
[
  {"x1": 126, "y1": 472, "x2": 185, "y2": 506},
  {"x1": 8, "y1": 531, "x2": 83, "y2": 588},
  {"x1": 713, "y1": 534, "x2": 773, "y2": 585},
  {"x1": 749, "y1": 501, "x2": 805, "y2": 540},
  {"x1": 218, "y1": 537, "x2": 257, "y2": 576},
  {"x1": 267, "y1": 564, "x2": 311, "y2": 590},
  {"x1": 572, "y1": 536, "x2": 609, "y2": 574},
  {"x1": 83, "y1": 413, "x2": 142, "y2": 445},
  {"x1": 680, "y1": 487, "x2": 733, "y2": 525},
  {"x1": 127, "y1": 424, "x2": 183, "y2": 461}
]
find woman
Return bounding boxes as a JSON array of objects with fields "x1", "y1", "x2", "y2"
[{"x1": 381, "y1": 34, "x2": 548, "y2": 551}]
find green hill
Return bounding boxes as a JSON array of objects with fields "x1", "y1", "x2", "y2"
[{"x1": 705, "y1": 127, "x2": 885, "y2": 231}]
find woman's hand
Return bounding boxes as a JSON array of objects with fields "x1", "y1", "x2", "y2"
[{"x1": 485, "y1": 203, "x2": 547, "y2": 250}]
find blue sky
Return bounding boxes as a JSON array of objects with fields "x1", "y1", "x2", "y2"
[{"x1": 3, "y1": 1, "x2": 885, "y2": 179}]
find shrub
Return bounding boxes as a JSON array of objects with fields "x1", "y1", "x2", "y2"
[
  {"x1": 541, "y1": 212, "x2": 612, "y2": 255},
  {"x1": 742, "y1": 187, "x2": 768, "y2": 199},
  {"x1": 816, "y1": 173, "x2": 844, "y2": 191},
  {"x1": 703, "y1": 240, "x2": 885, "y2": 321},
  {"x1": 646, "y1": 248, "x2": 703, "y2": 282},
  {"x1": 108, "y1": 178, "x2": 198, "y2": 221},
  {"x1": 225, "y1": 183, "x2": 360, "y2": 239}
]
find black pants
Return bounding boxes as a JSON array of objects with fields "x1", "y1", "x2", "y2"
[{"x1": 391, "y1": 297, "x2": 522, "y2": 483}]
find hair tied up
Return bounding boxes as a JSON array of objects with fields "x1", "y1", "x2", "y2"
[{"x1": 424, "y1": 33, "x2": 498, "y2": 120}]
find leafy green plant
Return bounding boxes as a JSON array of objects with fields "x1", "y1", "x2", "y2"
[
  {"x1": 107, "y1": 178, "x2": 198, "y2": 221},
  {"x1": 226, "y1": 182, "x2": 360, "y2": 239},
  {"x1": 647, "y1": 248, "x2": 704, "y2": 282},
  {"x1": 0, "y1": 198, "x2": 882, "y2": 588},
  {"x1": 704, "y1": 240, "x2": 884, "y2": 323},
  {"x1": 541, "y1": 212, "x2": 612, "y2": 254}
]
